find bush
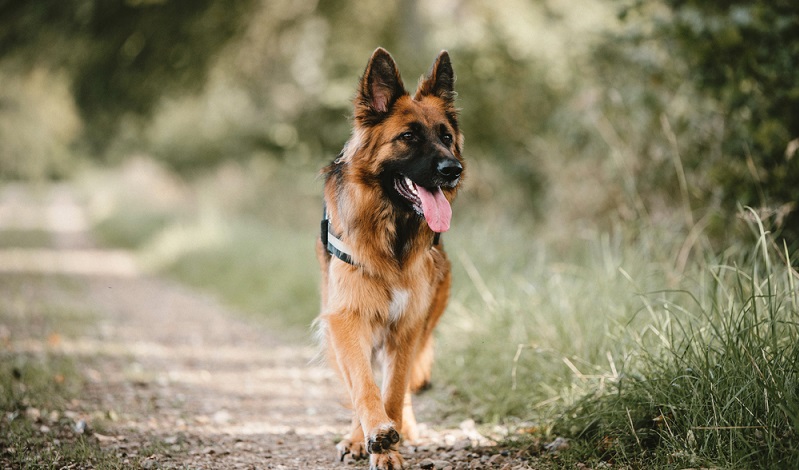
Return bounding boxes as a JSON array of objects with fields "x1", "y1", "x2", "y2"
[
  {"x1": 558, "y1": 217, "x2": 799, "y2": 468},
  {"x1": 619, "y1": 0, "x2": 799, "y2": 245}
]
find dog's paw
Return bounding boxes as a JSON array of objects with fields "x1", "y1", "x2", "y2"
[
  {"x1": 336, "y1": 438, "x2": 367, "y2": 463},
  {"x1": 366, "y1": 424, "x2": 401, "y2": 454},
  {"x1": 369, "y1": 450, "x2": 404, "y2": 470}
]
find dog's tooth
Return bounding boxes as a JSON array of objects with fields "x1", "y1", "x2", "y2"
[{"x1": 405, "y1": 177, "x2": 418, "y2": 195}]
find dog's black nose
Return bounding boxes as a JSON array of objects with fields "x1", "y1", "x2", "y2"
[{"x1": 437, "y1": 158, "x2": 462, "y2": 181}]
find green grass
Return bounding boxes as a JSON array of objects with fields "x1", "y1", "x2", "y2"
[
  {"x1": 163, "y1": 219, "x2": 320, "y2": 329},
  {"x1": 1, "y1": 352, "x2": 81, "y2": 412},
  {"x1": 553, "y1": 225, "x2": 799, "y2": 468},
  {"x1": 430, "y1": 217, "x2": 672, "y2": 423},
  {"x1": 0, "y1": 229, "x2": 51, "y2": 248},
  {"x1": 428, "y1": 214, "x2": 799, "y2": 468},
  {"x1": 0, "y1": 352, "x2": 130, "y2": 469},
  {"x1": 0, "y1": 273, "x2": 123, "y2": 468},
  {"x1": 93, "y1": 207, "x2": 171, "y2": 249}
]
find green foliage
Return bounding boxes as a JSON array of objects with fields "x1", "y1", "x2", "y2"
[
  {"x1": 557, "y1": 225, "x2": 799, "y2": 468},
  {"x1": 94, "y1": 208, "x2": 170, "y2": 250},
  {"x1": 135, "y1": 0, "x2": 563, "y2": 202},
  {"x1": 617, "y1": 0, "x2": 799, "y2": 243},
  {"x1": 0, "y1": 69, "x2": 83, "y2": 180},
  {"x1": 2, "y1": 0, "x2": 797, "y2": 248},
  {"x1": 0, "y1": 0, "x2": 256, "y2": 152}
]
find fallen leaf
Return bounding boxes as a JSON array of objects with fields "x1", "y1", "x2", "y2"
[{"x1": 47, "y1": 333, "x2": 61, "y2": 347}]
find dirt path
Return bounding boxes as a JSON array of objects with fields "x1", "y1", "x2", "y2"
[{"x1": 1, "y1": 184, "x2": 542, "y2": 469}]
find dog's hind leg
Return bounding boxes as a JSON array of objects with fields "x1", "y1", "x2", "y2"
[
  {"x1": 402, "y1": 267, "x2": 449, "y2": 443},
  {"x1": 409, "y1": 253, "x2": 451, "y2": 392},
  {"x1": 336, "y1": 415, "x2": 366, "y2": 462},
  {"x1": 401, "y1": 388, "x2": 420, "y2": 442}
]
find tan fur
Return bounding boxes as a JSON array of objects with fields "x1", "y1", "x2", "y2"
[{"x1": 315, "y1": 48, "x2": 463, "y2": 469}]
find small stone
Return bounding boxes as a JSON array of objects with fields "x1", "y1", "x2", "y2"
[
  {"x1": 419, "y1": 458, "x2": 435, "y2": 469},
  {"x1": 212, "y1": 410, "x2": 232, "y2": 425},
  {"x1": 459, "y1": 419, "x2": 476, "y2": 431},
  {"x1": 453, "y1": 438, "x2": 471, "y2": 451},
  {"x1": 141, "y1": 459, "x2": 158, "y2": 469},
  {"x1": 544, "y1": 437, "x2": 569, "y2": 454},
  {"x1": 25, "y1": 407, "x2": 41, "y2": 422}
]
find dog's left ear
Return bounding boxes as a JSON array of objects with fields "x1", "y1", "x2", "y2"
[{"x1": 415, "y1": 51, "x2": 455, "y2": 104}]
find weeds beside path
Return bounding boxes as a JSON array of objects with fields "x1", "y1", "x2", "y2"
[{"x1": 0, "y1": 183, "x2": 544, "y2": 469}]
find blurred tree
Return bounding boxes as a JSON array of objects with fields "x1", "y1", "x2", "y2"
[
  {"x1": 631, "y1": 0, "x2": 799, "y2": 242},
  {"x1": 192, "y1": 0, "x2": 560, "y2": 203},
  {"x1": 0, "y1": 0, "x2": 256, "y2": 153}
]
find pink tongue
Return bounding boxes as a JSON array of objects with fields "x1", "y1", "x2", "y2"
[{"x1": 416, "y1": 185, "x2": 452, "y2": 233}]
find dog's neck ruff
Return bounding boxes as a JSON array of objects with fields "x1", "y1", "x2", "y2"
[{"x1": 321, "y1": 204, "x2": 440, "y2": 266}]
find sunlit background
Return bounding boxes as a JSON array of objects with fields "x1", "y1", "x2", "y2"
[{"x1": 1, "y1": 1, "x2": 798, "y2": 468}]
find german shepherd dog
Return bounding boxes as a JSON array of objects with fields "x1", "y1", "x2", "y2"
[{"x1": 315, "y1": 47, "x2": 464, "y2": 469}]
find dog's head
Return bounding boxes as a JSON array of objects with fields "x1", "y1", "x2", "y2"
[{"x1": 348, "y1": 48, "x2": 464, "y2": 233}]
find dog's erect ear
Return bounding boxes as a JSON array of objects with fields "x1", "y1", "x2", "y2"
[
  {"x1": 356, "y1": 48, "x2": 406, "y2": 121},
  {"x1": 415, "y1": 50, "x2": 455, "y2": 104}
]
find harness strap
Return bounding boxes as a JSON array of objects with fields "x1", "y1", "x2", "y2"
[
  {"x1": 322, "y1": 204, "x2": 356, "y2": 265},
  {"x1": 322, "y1": 203, "x2": 441, "y2": 266}
]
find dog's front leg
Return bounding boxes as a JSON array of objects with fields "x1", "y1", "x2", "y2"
[
  {"x1": 326, "y1": 311, "x2": 402, "y2": 467},
  {"x1": 381, "y1": 331, "x2": 418, "y2": 436}
]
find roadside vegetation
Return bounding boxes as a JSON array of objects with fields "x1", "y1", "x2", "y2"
[{"x1": 0, "y1": 267, "x2": 122, "y2": 468}]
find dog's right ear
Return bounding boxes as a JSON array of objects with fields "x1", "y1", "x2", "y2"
[{"x1": 355, "y1": 48, "x2": 407, "y2": 123}]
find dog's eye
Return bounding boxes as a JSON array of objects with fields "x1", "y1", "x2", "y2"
[
  {"x1": 441, "y1": 133, "x2": 453, "y2": 145},
  {"x1": 400, "y1": 132, "x2": 415, "y2": 141}
]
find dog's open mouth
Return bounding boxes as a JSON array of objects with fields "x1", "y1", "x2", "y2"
[{"x1": 394, "y1": 175, "x2": 452, "y2": 233}]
